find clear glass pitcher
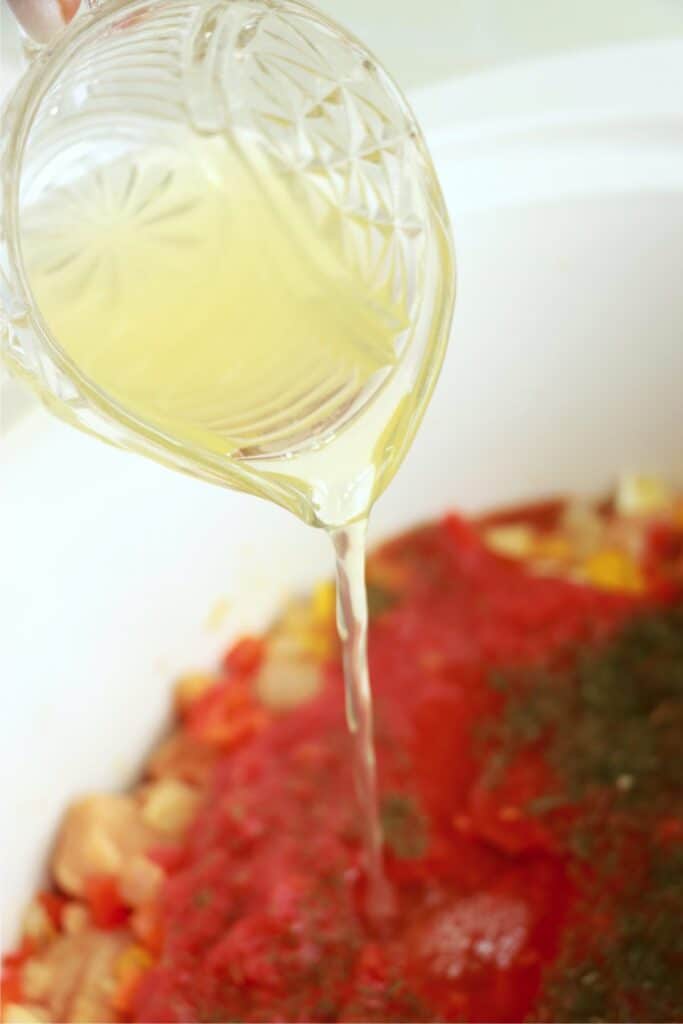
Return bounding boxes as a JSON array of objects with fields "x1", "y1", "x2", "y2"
[{"x1": 0, "y1": 0, "x2": 454, "y2": 525}]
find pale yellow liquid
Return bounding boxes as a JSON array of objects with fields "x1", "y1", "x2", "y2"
[
  {"x1": 22, "y1": 135, "x2": 451, "y2": 916},
  {"x1": 22, "y1": 136, "x2": 441, "y2": 528}
]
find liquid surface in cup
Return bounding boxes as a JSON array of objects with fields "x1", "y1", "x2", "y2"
[{"x1": 22, "y1": 135, "x2": 441, "y2": 520}]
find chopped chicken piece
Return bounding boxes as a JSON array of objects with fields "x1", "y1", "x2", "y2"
[
  {"x1": 2, "y1": 1004, "x2": 50, "y2": 1023},
  {"x1": 21, "y1": 931, "x2": 129, "y2": 1023},
  {"x1": 21, "y1": 902, "x2": 56, "y2": 948},
  {"x1": 146, "y1": 730, "x2": 218, "y2": 785},
  {"x1": 52, "y1": 796, "x2": 160, "y2": 896},
  {"x1": 62, "y1": 903, "x2": 90, "y2": 935},
  {"x1": 119, "y1": 855, "x2": 164, "y2": 908},
  {"x1": 140, "y1": 779, "x2": 200, "y2": 834},
  {"x1": 255, "y1": 637, "x2": 321, "y2": 711},
  {"x1": 561, "y1": 499, "x2": 604, "y2": 556}
]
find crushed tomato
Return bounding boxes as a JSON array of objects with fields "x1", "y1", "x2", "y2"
[
  {"x1": 5, "y1": 497, "x2": 682, "y2": 1024},
  {"x1": 131, "y1": 514, "x2": 645, "y2": 1024}
]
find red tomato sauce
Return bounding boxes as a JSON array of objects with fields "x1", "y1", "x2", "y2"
[{"x1": 132, "y1": 515, "x2": 643, "y2": 1023}]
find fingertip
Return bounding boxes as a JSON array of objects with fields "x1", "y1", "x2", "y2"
[
  {"x1": 57, "y1": 0, "x2": 80, "y2": 21},
  {"x1": 6, "y1": 0, "x2": 80, "y2": 43}
]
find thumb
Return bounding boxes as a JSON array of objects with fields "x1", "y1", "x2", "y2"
[{"x1": 4, "y1": 0, "x2": 80, "y2": 43}]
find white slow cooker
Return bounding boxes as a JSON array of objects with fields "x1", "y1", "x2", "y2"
[{"x1": 2, "y1": 38, "x2": 683, "y2": 942}]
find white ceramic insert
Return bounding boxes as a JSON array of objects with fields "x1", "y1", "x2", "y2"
[{"x1": 2, "y1": 40, "x2": 682, "y2": 942}]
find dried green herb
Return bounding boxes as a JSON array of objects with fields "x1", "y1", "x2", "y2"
[
  {"x1": 486, "y1": 603, "x2": 683, "y2": 1022},
  {"x1": 536, "y1": 845, "x2": 683, "y2": 1022},
  {"x1": 367, "y1": 581, "x2": 399, "y2": 619},
  {"x1": 380, "y1": 793, "x2": 428, "y2": 859},
  {"x1": 193, "y1": 887, "x2": 213, "y2": 908},
  {"x1": 489, "y1": 604, "x2": 683, "y2": 810}
]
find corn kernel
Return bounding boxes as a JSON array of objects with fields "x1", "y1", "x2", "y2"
[
  {"x1": 583, "y1": 549, "x2": 644, "y2": 593},
  {"x1": 115, "y1": 943, "x2": 153, "y2": 982},
  {"x1": 276, "y1": 594, "x2": 335, "y2": 661},
  {"x1": 301, "y1": 632, "x2": 334, "y2": 659},
  {"x1": 174, "y1": 673, "x2": 216, "y2": 715},
  {"x1": 113, "y1": 944, "x2": 154, "y2": 1014},
  {"x1": 532, "y1": 535, "x2": 572, "y2": 562},
  {"x1": 21, "y1": 901, "x2": 55, "y2": 947},
  {"x1": 141, "y1": 779, "x2": 200, "y2": 834},
  {"x1": 311, "y1": 581, "x2": 336, "y2": 624},
  {"x1": 616, "y1": 473, "x2": 672, "y2": 517},
  {"x1": 484, "y1": 525, "x2": 535, "y2": 559}
]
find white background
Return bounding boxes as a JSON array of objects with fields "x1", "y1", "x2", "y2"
[{"x1": 3, "y1": 0, "x2": 683, "y2": 88}]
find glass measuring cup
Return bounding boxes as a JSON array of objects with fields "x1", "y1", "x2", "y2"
[{"x1": 0, "y1": 0, "x2": 455, "y2": 526}]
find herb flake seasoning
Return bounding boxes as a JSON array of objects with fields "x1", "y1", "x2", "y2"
[{"x1": 487, "y1": 603, "x2": 683, "y2": 1021}]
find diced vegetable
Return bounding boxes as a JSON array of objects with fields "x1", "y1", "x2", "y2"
[
  {"x1": 1, "y1": 1004, "x2": 50, "y2": 1023},
  {"x1": 84, "y1": 876, "x2": 128, "y2": 930},
  {"x1": 140, "y1": 780, "x2": 200, "y2": 834},
  {"x1": 112, "y1": 944, "x2": 153, "y2": 1017},
  {"x1": 616, "y1": 473, "x2": 672, "y2": 517},
  {"x1": 52, "y1": 796, "x2": 160, "y2": 896},
  {"x1": 222, "y1": 635, "x2": 264, "y2": 677},
  {"x1": 174, "y1": 673, "x2": 216, "y2": 717}
]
